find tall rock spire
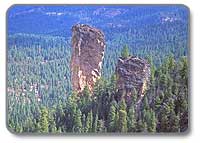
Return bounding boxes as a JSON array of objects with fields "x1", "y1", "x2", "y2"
[{"x1": 71, "y1": 24, "x2": 106, "y2": 92}]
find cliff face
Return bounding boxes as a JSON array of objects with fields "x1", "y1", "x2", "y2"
[
  {"x1": 70, "y1": 24, "x2": 149, "y2": 97},
  {"x1": 71, "y1": 24, "x2": 106, "y2": 92},
  {"x1": 116, "y1": 56, "x2": 150, "y2": 98}
]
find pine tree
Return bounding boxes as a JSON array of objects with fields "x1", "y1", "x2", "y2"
[
  {"x1": 73, "y1": 108, "x2": 82, "y2": 133},
  {"x1": 118, "y1": 110, "x2": 127, "y2": 133},
  {"x1": 66, "y1": 94, "x2": 78, "y2": 131},
  {"x1": 48, "y1": 109, "x2": 57, "y2": 133},
  {"x1": 145, "y1": 109, "x2": 157, "y2": 132},
  {"x1": 24, "y1": 117, "x2": 35, "y2": 132},
  {"x1": 15, "y1": 123, "x2": 23, "y2": 133},
  {"x1": 85, "y1": 110, "x2": 93, "y2": 133},
  {"x1": 81, "y1": 85, "x2": 92, "y2": 113},
  {"x1": 169, "y1": 110, "x2": 180, "y2": 132},
  {"x1": 108, "y1": 102, "x2": 116, "y2": 132},
  {"x1": 159, "y1": 103, "x2": 171, "y2": 132},
  {"x1": 118, "y1": 99, "x2": 127, "y2": 133},
  {"x1": 56, "y1": 104, "x2": 65, "y2": 126},
  {"x1": 131, "y1": 88, "x2": 137, "y2": 104},
  {"x1": 143, "y1": 96, "x2": 150, "y2": 110},
  {"x1": 155, "y1": 91, "x2": 163, "y2": 110},
  {"x1": 150, "y1": 110, "x2": 157, "y2": 132},
  {"x1": 119, "y1": 99, "x2": 127, "y2": 111},
  {"x1": 121, "y1": 45, "x2": 130, "y2": 58},
  {"x1": 147, "y1": 55, "x2": 156, "y2": 81},
  {"x1": 39, "y1": 107, "x2": 49, "y2": 133},
  {"x1": 114, "y1": 109, "x2": 119, "y2": 132},
  {"x1": 167, "y1": 54, "x2": 176, "y2": 72},
  {"x1": 127, "y1": 106, "x2": 136, "y2": 132},
  {"x1": 82, "y1": 85, "x2": 91, "y2": 98},
  {"x1": 160, "y1": 114, "x2": 169, "y2": 132},
  {"x1": 97, "y1": 119, "x2": 105, "y2": 133},
  {"x1": 109, "y1": 74, "x2": 117, "y2": 94},
  {"x1": 82, "y1": 114, "x2": 86, "y2": 132},
  {"x1": 92, "y1": 113, "x2": 98, "y2": 133}
]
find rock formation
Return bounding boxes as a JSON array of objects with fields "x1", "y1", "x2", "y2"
[
  {"x1": 71, "y1": 24, "x2": 106, "y2": 92},
  {"x1": 116, "y1": 56, "x2": 150, "y2": 99}
]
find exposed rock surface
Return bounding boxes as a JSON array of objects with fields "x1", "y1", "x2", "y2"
[
  {"x1": 116, "y1": 56, "x2": 150, "y2": 98},
  {"x1": 71, "y1": 24, "x2": 106, "y2": 92}
]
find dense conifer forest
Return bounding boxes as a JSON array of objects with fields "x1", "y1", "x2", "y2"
[
  {"x1": 7, "y1": 34, "x2": 188, "y2": 133},
  {"x1": 7, "y1": 5, "x2": 189, "y2": 134}
]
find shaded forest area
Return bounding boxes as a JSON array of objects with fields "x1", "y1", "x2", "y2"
[{"x1": 7, "y1": 31, "x2": 188, "y2": 133}]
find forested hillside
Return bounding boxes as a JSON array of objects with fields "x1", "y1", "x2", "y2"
[
  {"x1": 7, "y1": 5, "x2": 189, "y2": 134},
  {"x1": 7, "y1": 35, "x2": 188, "y2": 133}
]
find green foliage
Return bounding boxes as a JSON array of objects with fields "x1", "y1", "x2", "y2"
[
  {"x1": 127, "y1": 106, "x2": 137, "y2": 132},
  {"x1": 97, "y1": 119, "x2": 105, "y2": 133},
  {"x1": 121, "y1": 45, "x2": 130, "y2": 58},
  {"x1": 108, "y1": 101, "x2": 116, "y2": 132},
  {"x1": 7, "y1": 34, "x2": 188, "y2": 133},
  {"x1": 92, "y1": 114, "x2": 98, "y2": 133},
  {"x1": 143, "y1": 109, "x2": 157, "y2": 132},
  {"x1": 118, "y1": 99, "x2": 128, "y2": 133},
  {"x1": 119, "y1": 99, "x2": 127, "y2": 111},
  {"x1": 48, "y1": 109, "x2": 57, "y2": 133},
  {"x1": 118, "y1": 110, "x2": 128, "y2": 133},
  {"x1": 85, "y1": 110, "x2": 93, "y2": 133},
  {"x1": 39, "y1": 107, "x2": 49, "y2": 133},
  {"x1": 73, "y1": 109, "x2": 82, "y2": 133}
]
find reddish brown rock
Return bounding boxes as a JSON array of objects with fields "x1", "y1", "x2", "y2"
[
  {"x1": 71, "y1": 24, "x2": 106, "y2": 92},
  {"x1": 116, "y1": 56, "x2": 150, "y2": 98}
]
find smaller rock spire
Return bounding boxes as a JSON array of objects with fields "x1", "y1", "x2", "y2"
[{"x1": 116, "y1": 56, "x2": 150, "y2": 98}]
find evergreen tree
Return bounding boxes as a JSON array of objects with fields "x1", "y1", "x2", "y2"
[
  {"x1": 24, "y1": 117, "x2": 35, "y2": 132},
  {"x1": 131, "y1": 88, "x2": 137, "y2": 104},
  {"x1": 169, "y1": 110, "x2": 180, "y2": 132},
  {"x1": 118, "y1": 110, "x2": 127, "y2": 133},
  {"x1": 114, "y1": 109, "x2": 119, "y2": 132},
  {"x1": 92, "y1": 113, "x2": 98, "y2": 133},
  {"x1": 159, "y1": 103, "x2": 171, "y2": 132},
  {"x1": 109, "y1": 74, "x2": 117, "y2": 94},
  {"x1": 48, "y1": 109, "x2": 57, "y2": 133},
  {"x1": 144, "y1": 109, "x2": 157, "y2": 132},
  {"x1": 97, "y1": 119, "x2": 105, "y2": 133},
  {"x1": 108, "y1": 101, "x2": 116, "y2": 132},
  {"x1": 119, "y1": 99, "x2": 127, "y2": 111},
  {"x1": 15, "y1": 123, "x2": 23, "y2": 133},
  {"x1": 85, "y1": 110, "x2": 93, "y2": 133},
  {"x1": 81, "y1": 85, "x2": 92, "y2": 113},
  {"x1": 121, "y1": 45, "x2": 130, "y2": 58},
  {"x1": 127, "y1": 106, "x2": 136, "y2": 132},
  {"x1": 82, "y1": 114, "x2": 86, "y2": 132},
  {"x1": 39, "y1": 107, "x2": 49, "y2": 133},
  {"x1": 73, "y1": 109, "x2": 82, "y2": 133},
  {"x1": 160, "y1": 114, "x2": 169, "y2": 132},
  {"x1": 149, "y1": 110, "x2": 157, "y2": 132},
  {"x1": 143, "y1": 96, "x2": 150, "y2": 110},
  {"x1": 7, "y1": 33, "x2": 189, "y2": 134},
  {"x1": 66, "y1": 94, "x2": 78, "y2": 131},
  {"x1": 118, "y1": 99, "x2": 127, "y2": 133}
]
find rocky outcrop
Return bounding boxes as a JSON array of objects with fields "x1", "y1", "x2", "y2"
[
  {"x1": 116, "y1": 56, "x2": 150, "y2": 98},
  {"x1": 71, "y1": 24, "x2": 106, "y2": 92}
]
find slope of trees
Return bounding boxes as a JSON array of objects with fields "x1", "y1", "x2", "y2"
[
  {"x1": 7, "y1": 34, "x2": 188, "y2": 133},
  {"x1": 7, "y1": 23, "x2": 188, "y2": 134}
]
